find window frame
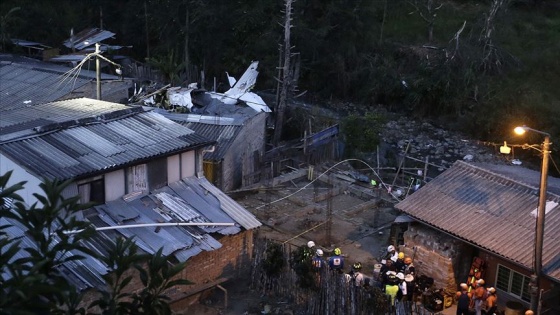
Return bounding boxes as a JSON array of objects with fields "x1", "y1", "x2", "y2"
[
  {"x1": 76, "y1": 176, "x2": 105, "y2": 204},
  {"x1": 495, "y1": 264, "x2": 531, "y2": 302}
]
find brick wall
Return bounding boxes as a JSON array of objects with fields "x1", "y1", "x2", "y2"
[
  {"x1": 78, "y1": 229, "x2": 255, "y2": 311},
  {"x1": 400, "y1": 223, "x2": 473, "y2": 293}
]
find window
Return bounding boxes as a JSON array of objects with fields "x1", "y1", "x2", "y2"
[
  {"x1": 77, "y1": 178, "x2": 105, "y2": 204},
  {"x1": 147, "y1": 158, "x2": 167, "y2": 190},
  {"x1": 496, "y1": 264, "x2": 531, "y2": 302}
]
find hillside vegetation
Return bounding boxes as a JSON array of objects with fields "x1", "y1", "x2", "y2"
[{"x1": 1, "y1": 0, "x2": 559, "y2": 143}]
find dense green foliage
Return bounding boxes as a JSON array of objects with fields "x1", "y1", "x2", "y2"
[
  {"x1": 0, "y1": 172, "x2": 190, "y2": 315},
  {"x1": 341, "y1": 113, "x2": 386, "y2": 157},
  {"x1": 1, "y1": 0, "x2": 559, "y2": 141}
]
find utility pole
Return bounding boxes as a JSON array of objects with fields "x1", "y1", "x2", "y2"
[{"x1": 96, "y1": 43, "x2": 101, "y2": 100}]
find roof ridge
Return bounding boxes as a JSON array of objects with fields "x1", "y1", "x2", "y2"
[
  {"x1": 32, "y1": 107, "x2": 145, "y2": 134},
  {"x1": 456, "y1": 160, "x2": 560, "y2": 199}
]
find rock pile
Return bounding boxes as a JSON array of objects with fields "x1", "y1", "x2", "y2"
[{"x1": 378, "y1": 116, "x2": 505, "y2": 171}]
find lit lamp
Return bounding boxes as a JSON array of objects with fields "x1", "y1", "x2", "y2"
[
  {"x1": 514, "y1": 125, "x2": 551, "y2": 314},
  {"x1": 500, "y1": 141, "x2": 511, "y2": 154}
]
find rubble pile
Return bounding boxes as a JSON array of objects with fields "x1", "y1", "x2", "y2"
[{"x1": 378, "y1": 116, "x2": 506, "y2": 170}]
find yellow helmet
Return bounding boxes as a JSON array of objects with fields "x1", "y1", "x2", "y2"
[
  {"x1": 334, "y1": 248, "x2": 341, "y2": 255},
  {"x1": 398, "y1": 252, "x2": 405, "y2": 259}
]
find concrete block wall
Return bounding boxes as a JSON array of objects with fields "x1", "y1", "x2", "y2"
[{"x1": 400, "y1": 224, "x2": 468, "y2": 293}]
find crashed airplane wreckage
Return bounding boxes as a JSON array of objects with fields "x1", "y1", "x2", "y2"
[{"x1": 130, "y1": 61, "x2": 271, "y2": 114}]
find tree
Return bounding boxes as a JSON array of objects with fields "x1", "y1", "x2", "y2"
[
  {"x1": 0, "y1": 172, "x2": 190, "y2": 315},
  {"x1": 0, "y1": 7, "x2": 20, "y2": 51},
  {"x1": 273, "y1": 0, "x2": 295, "y2": 145},
  {"x1": 0, "y1": 173, "x2": 95, "y2": 315},
  {"x1": 407, "y1": 0, "x2": 444, "y2": 43}
]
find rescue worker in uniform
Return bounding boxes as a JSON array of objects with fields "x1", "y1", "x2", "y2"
[
  {"x1": 386, "y1": 245, "x2": 399, "y2": 262},
  {"x1": 472, "y1": 279, "x2": 487, "y2": 315},
  {"x1": 378, "y1": 259, "x2": 396, "y2": 287},
  {"x1": 404, "y1": 256, "x2": 416, "y2": 276},
  {"x1": 328, "y1": 247, "x2": 345, "y2": 273},
  {"x1": 456, "y1": 283, "x2": 471, "y2": 315},
  {"x1": 346, "y1": 262, "x2": 365, "y2": 287},
  {"x1": 311, "y1": 249, "x2": 326, "y2": 286},
  {"x1": 485, "y1": 287, "x2": 498, "y2": 315},
  {"x1": 384, "y1": 271, "x2": 401, "y2": 312},
  {"x1": 394, "y1": 252, "x2": 406, "y2": 273}
]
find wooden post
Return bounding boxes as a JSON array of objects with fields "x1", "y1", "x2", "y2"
[
  {"x1": 95, "y1": 43, "x2": 101, "y2": 100},
  {"x1": 423, "y1": 156, "x2": 429, "y2": 181},
  {"x1": 391, "y1": 141, "x2": 411, "y2": 190}
]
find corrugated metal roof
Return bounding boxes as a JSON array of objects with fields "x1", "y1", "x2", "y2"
[
  {"x1": 0, "y1": 55, "x2": 118, "y2": 110},
  {"x1": 1, "y1": 173, "x2": 258, "y2": 291},
  {"x1": 395, "y1": 160, "x2": 560, "y2": 283},
  {"x1": 183, "y1": 176, "x2": 262, "y2": 230},
  {"x1": 0, "y1": 100, "x2": 212, "y2": 180},
  {"x1": 63, "y1": 28, "x2": 116, "y2": 51},
  {"x1": 179, "y1": 122, "x2": 242, "y2": 161},
  {"x1": 0, "y1": 215, "x2": 108, "y2": 290}
]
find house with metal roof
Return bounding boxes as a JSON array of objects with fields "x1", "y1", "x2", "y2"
[
  {"x1": 394, "y1": 160, "x2": 560, "y2": 314},
  {"x1": 0, "y1": 98, "x2": 261, "y2": 308},
  {"x1": 0, "y1": 54, "x2": 131, "y2": 110},
  {"x1": 147, "y1": 62, "x2": 271, "y2": 193},
  {"x1": 162, "y1": 108, "x2": 267, "y2": 193}
]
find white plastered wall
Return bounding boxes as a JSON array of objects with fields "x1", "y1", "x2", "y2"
[{"x1": 0, "y1": 153, "x2": 44, "y2": 206}]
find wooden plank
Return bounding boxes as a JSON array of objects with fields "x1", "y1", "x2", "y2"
[{"x1": 181, "y1": 277, "x2": 229, "y2": 297}]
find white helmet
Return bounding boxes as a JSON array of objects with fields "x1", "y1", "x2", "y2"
[
  {"x1": 307, "y1": 241, "x2": 315, "y2": 248},
  {"x1": 387, "y1": 245, "x2": 396, "y2": 252},
  {"x1": 316, "y1": 249, "x2": 323, "y2": 256}
]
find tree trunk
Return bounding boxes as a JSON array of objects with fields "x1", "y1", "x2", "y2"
[
  {"x1": 273, "y1": 0, "x2": 293, "y2": 146},
  {"x1": 144, "y1": 0, "x2": 150, "y2": 59},
  {"x1": 379, "y1": 0, "x2": 387, "y2": 44},
  {"x1": 184, "y1": 4, "x2": 191, "y2": 82}
]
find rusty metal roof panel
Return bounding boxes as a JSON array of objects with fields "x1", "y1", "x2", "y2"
[{"x1": 395, "y1": 160, "x2": 560, "y2": 282}]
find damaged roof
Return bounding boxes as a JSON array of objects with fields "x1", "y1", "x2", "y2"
[
  {"x1": 2, "y1": 175, "x2": 261, "y2": 291},
  {"x1": 178, "y1": 122, "x2": 242, "y2": 161},
  {"x1": 395, "y1": 160, "x2": 560, "y2": 283},
  {"x1": 63, "y1": 28, "x2": 116, "y2": 51},
  {"x1": 0, "y1": 98, "x2": 213, "y2": 181}
]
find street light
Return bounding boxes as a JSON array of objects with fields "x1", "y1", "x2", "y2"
[{"x1": 514, "y1": 125, "x2": 551, "y2": 314}]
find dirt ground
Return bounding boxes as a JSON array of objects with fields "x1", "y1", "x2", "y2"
[{"x1": 180, "y1": 167, "x2": 402, "y2": 315}]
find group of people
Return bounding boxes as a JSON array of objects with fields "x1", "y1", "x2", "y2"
[
  {"x1": 377, "y1": 245, "x2": 417, "y2": 311},
  {"x1": 456, "y1": 279, "x2": 498, "y2": 315},
  {"x1": 306, "y1": 241, "x2": 367, "y2": 287},
  {"x1": 303, "y1": 241, "x2": 535, "y2": 315}
]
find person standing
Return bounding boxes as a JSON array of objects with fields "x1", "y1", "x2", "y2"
[
  {"x1": 378, "y1": 259, "x2": 396, "y2": 287},
  {"x1": 348, "y1": 262, "x2": 365, "y2": 287},
  {"x1": 456, "y1": 283, "x2": 471, "y2": 315},
  {"x1": 404, "y1": 274, "x2": 415, "y2": 313},
  {"x1": 394, "y1": 252, "x2": 406, "y2": 273},
  {"x1": 328, "y1": 247, "x2": 345, "y2": 273},
  {"x1": 312, "y1": 249, "x2": 326, "y2": 271},
  {"x1": 472, "y1": 279, "x2": 487, "y2": 315},
  {"x1": 404, "y1": 256, "x2": 416, "y2": 276},
  {"x1": 385, "y1": 273, "x2": 401, "y2": 313},
  {"x1": 485, "y1": 287, "x2": 498, "y2": 315},
  {"x1": 386, "y1": 245, "x2": 399, "y2": 262}
]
